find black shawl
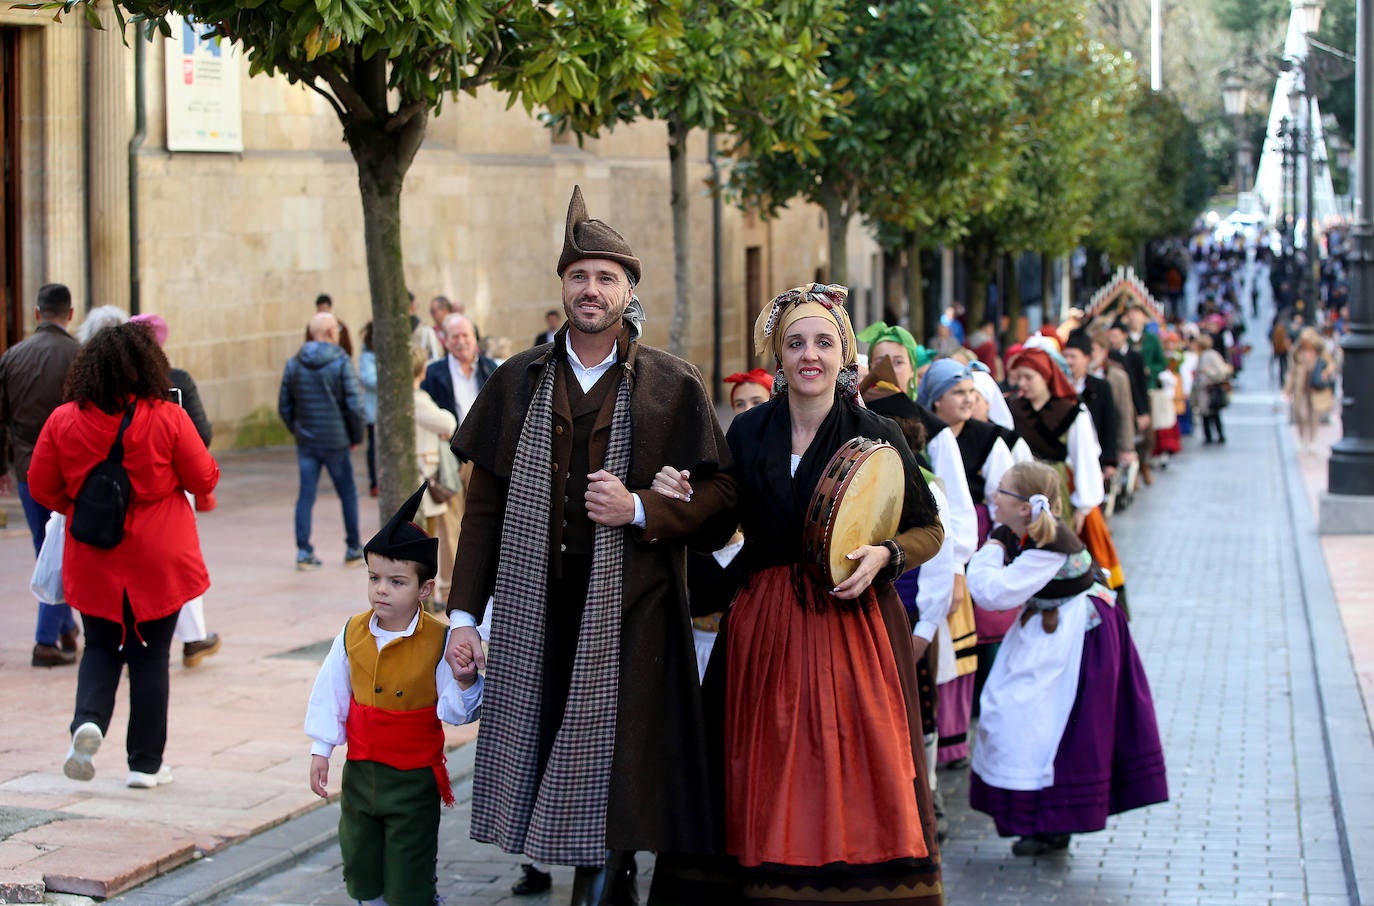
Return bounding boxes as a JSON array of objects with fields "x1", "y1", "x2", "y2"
[{"x1": 725, "y1": 390, "x2": 939, "y2": 593}]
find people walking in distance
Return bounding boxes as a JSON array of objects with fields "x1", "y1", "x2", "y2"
[
  {"x1": 30, "y1": 323, "x2": 219, "y2": 788},
  {"x1": 0, "y1": 283, "x2": 82, "y2": 667},
  {"x1": 279, "y1": 312, "x2": 366, "y2": 570}
]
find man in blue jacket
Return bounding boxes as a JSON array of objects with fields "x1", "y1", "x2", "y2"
[{"x1": 279, "y1": 312, "x2": 366, "y2": 570}]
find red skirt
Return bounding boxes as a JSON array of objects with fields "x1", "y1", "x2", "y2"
[
  {"x1": 726, "y1": 566, "x2": 928, "y2": 868},
  {"x1": 1152, "y1": 424, "x2": 1182, "y2": 454}
]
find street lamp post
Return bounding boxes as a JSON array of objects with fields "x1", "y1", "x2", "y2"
[
  {"x1": 1325, "y1": 0, "x2": 1374, "y2": 506},
  {"x1": 1284, "y1": 0, "x2": 1326, "y2": 309},
  {"x1": 1279, "y1": 116, "x2": 1298, "y2": 284},
  {"x1": 1222, "y1": 72, "x2": 1250, "y2": 193}
]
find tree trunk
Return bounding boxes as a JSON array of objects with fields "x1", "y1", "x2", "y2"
[
  {"x1": 1006, "y1": 253, "x2": 1023, "y2": 329},
  {"x1": 905, "y1": 230, "x2": 924, "y2": 341},
  {"x1": 344, "y1": 112, "x2": 427, "y2": 518},
  {"x1": 966, "y1": 239, "x2": 992, "y2": 329},
  {"x1": 822, "y1": 186, "x2": 852, "y2": 288},
  {"x1": 1041, "y1": 253, "x2": 1054, "y2": 321},
  {"x1": 668, "y1": 114, "x2": 692, "y2": 359}
]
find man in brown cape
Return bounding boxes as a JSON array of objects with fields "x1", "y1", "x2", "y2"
[{"x1": 445, "y1": 186, "x2": 736, "y2": 905}]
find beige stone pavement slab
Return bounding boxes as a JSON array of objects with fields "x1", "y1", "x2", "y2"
[
  {"x1": 0, "y1": 447, "x2": 476, "y2": 898},
  {"x1": 1293, "y1": 410, "x2": 1374, "y2": 729}
]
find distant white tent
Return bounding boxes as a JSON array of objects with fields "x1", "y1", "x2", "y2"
[{"x1": 1253, "y1": 6, "x2": 1340, "y2": 245}]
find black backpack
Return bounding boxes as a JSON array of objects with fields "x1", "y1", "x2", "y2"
[{"x1": 70, "y1": 402, "x2": 136, "y2": 549}]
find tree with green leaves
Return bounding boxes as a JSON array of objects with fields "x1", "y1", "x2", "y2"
[
  {"x1": 726, "y1": 0, "x2": 1019, "y2": 337},
  {"x1": 558, "y1": 0, "x2": 846, "y2": 357},
  {"x1": 957, "y1": 4, "x2": 1136, "y2": 326},
  {"x1": 26, "y1": 0, "x2": 679, "y2": 512},
  {"x1": 1087, "y1": 88, "x2": 1214, "y2": 262}
]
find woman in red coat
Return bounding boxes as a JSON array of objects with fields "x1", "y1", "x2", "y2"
[{"x1": 28, "y1": 322, "x2": 219, "y2": 789}]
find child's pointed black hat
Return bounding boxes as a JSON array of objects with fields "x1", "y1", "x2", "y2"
[{"x1": 363, "y1": 483, "x2": 438, "y2": 575}]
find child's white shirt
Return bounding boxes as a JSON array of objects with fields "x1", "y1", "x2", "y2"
[{"x1": 305, "y1": 610, "x2": 483, "y2": 758}]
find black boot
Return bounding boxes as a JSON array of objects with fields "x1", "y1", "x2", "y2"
[
  {"x1": 570, "y1": 852, "x2": 637, "y2": 906},
  {"x1": 513, "y1": 863, "x2": 553, "y2": 896},
  {"x1": 610, "y1": 852, "x2": 639, "y2": 906}
]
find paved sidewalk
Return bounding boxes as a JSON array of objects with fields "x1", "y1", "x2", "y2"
[
  {"x1": 4, "y1": 347, "x2": 1373, "y2": 904},
  {"x1": 96, "y1": 345, "x2": 1374, "y2": 906},
  {"x1": 0, "y1": 448, "x2": 476, "y2": 901}
]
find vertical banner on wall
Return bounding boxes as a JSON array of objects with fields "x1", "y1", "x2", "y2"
[{"x1": 164, "y1": 14, "x2": 244, "y2": 152}]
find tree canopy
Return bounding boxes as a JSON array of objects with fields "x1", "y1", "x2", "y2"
[{"x1": 26, "y1": 0, "x2": 681, "y2": 512}]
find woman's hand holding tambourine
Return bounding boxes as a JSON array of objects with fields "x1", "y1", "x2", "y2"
[{"x1": 831, "y1": 543, "x2": 891, "y2": 599}]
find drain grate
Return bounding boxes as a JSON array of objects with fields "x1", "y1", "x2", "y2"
[{"x1": 268, "y1": 638, "x2": 334, "y2": 661}]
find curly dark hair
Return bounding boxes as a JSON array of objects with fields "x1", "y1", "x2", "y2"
[{"x1": 64, "y1": 321, "x2": 172, "y2": 414}]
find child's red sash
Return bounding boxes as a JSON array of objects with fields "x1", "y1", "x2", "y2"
[{"x1": 345, "y1": 700, "x2": 455, "y2": 806}]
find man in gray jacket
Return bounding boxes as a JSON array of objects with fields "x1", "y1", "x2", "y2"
[
  {"x1": 279, "y1": 312, "x2": 366, "y2": 570},
  {"x1": 0, "y1": 283, "x2": 81, "y2": 666}
]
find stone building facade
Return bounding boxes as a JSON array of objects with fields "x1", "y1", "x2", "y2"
[{"x1": 1, "y1": 11, "x2": 891, "y2": 445}]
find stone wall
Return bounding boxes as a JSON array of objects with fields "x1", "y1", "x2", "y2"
[{"x1": 6, "y1": 15, "x2": 884, "y2": 446}]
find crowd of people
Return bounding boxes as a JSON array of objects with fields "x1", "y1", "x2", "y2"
[{"x1": 5, "y1": 191, "x2": 1343, "y2": 906}]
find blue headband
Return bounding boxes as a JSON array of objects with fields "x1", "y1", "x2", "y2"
[{"x1": 916, "y1": 358, "x2": 973, "y2": 410}]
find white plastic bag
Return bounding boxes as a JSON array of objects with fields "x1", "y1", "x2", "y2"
[{"x1": 30, "y1": 512, "x2": 66, "y2": 605}]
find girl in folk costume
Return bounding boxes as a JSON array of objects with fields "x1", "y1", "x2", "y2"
[
  {"x1": 860, "y1": 330, "x2": 981, "y2": 762},
  {"x1": 970, "y1": 368, "x2": 1034, "y2": 464},
  {"x1": 1005, "y1": 346, "x2": 1129, "y2": 609},
  {"x1": 855, "y1": 322, "x2": 936, "y2": 399},
  {"x1": 724, "y1": 367, "x2": 774, "y2": 414},
  {"x1": 861, "y1": 366, "x2": 956, "y2": 821},
  {"x1": 967, "y1": 462, "x2": 1166, "y2": 856},
  {"x1": 1150, "y1": 331, "x2": 1184, "y2": 460},
  {"x1": 685, "y1": 370, "x2": 775, "y2": 680},
  {"x1": 653, "y1": 285, "x2": 946, "y2": 904},
  {"x1": 917, "y1": 359, "x2": 1014, "y2": 768}
]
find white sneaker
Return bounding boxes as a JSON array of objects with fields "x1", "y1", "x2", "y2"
[
  {"x1": 126, "y1": 765, "x2": 175, "y2": 788},
  {"x1": 63, "y1": 722, "x2": 103, "y2": 782}
]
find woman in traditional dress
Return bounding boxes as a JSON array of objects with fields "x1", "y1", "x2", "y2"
[
  {"x1": 1005, "y1": 347, "x2": 1127, "y2": 603},
  {"x1": 855, "y1": 322, "x2": 933, "y2": 399},
  {"x1": 916, "y1": 359, "x2": 1014, "y2": 768},
  {"x1": 655, "y1": 284, "x2": 946, "y2": 904},
  {"x1": 966, "y1": 461, "x2": 1167, "y2": 856}
]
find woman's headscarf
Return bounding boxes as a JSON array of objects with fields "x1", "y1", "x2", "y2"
[
  {"x1": 753, "y1": 283, "x2": 859, "y2": 398},
  {"x1": 971, "y1": 369, "x2": 1015, "y2": 430},
  {"x1": 916, "y1": 357, "x2": 975, "y2": 410},
  {"x1": 1023, "y1": 334, "x2": 1073, "y2": 380},
  {"x1": 855, "y1": 321, "x2": 933, "y2": 398},
  {"x1": 1007, "y1": 347, "x2": 1078, "y2": 400},
  {"x1": 724, "y1": 368, "x2": 775, "y2": 402}
]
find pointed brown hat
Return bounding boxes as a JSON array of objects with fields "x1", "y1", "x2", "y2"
[{"x1": 556, "y1": 185, "x2": 641, "y2": 284}]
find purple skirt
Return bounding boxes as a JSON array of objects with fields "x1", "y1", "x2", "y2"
[
  {"x1": 936, "y1": 674, "x2": 974, "y2": 764},
  {"x1": 969, "y1": 596, "x2": 1167, "y2": 836}
]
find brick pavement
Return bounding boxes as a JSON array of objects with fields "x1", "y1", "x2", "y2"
[
  {"x1": 0, "y1": 447, "x2": 476, "y2": 901},
  {"x1": 106, "y1": 340, "x2": 1374, "y2": 906}
]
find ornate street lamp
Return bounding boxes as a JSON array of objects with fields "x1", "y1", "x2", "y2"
[{"x1": 1293, "y1": 0, "x2": 1325, "y2": 37}]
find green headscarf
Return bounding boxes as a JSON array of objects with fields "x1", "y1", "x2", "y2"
[{"x1": 856, "y1": 322, "x2": 934, "y2": 399}]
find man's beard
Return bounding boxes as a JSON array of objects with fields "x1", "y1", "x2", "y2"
[{"x1": 566, "y1": 294, "x2": 625, "y2": 334}]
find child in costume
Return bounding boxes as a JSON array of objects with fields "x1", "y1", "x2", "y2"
[
  {"x1": 305, "y1": 483, "x2": 483, "y2": 906},
  {"x1": 966, "y1": 461, "x2": 1166, "y2": 857}
]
